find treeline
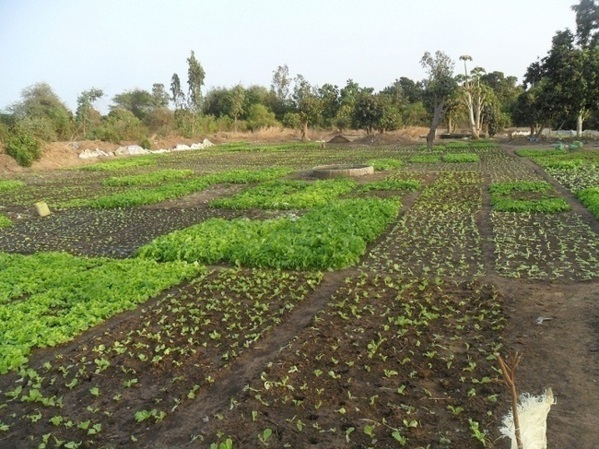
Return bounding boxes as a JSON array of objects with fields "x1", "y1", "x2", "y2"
[{"x1": 2, "y1": 0, "x2": 599, "y2": 165}]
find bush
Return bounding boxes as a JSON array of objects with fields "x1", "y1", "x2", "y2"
[
  {"x1": 5, "y1": 129, "x2": 41, "y2": 167},
  {"x1": 140, "y1": 137, "x2": 152, "y2": 150},
  {"x1": 246, "y1": 104, "x2": 279, "y2": 131}
]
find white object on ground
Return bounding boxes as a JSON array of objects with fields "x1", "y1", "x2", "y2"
[{"x1": 500, "y1": 388, "x2": 555, "y2": 449}]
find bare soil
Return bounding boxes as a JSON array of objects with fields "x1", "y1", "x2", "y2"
[{"x1": 0, "y1": 140, "x2": 597, "y2": 448}]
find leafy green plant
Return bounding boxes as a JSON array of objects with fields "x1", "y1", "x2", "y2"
[
  {"x1": 0, "y1": 180, "x2": 25, "y2": 192},
  {"x1": 0, "y1": 214, "x2": 11, "y2": 229},
  {"x1": 577, "y1": 187, "x2": 599, "y2": 219},
  {"x1": 211, "y1": 179, "x2": 355, "y2": 210},
  {"x1": 103, "y1": 169, "x2": 194, "y2": 187},
  {"x1": 138, "y1": 198, "x2": 400, "y2": 270},
  {"x1": 442, "y1": 153, "x2": 480, "y2": 163},
  {"x1": 5, "y1": 129, "x2": 41, "y2": 167},
  {"x1": 357, "y1": 179, "x2": 420, "y2": 192},
  {"x1": 409, "y1": 154, "x2": 441, "y2": 163},
  {"x1": 367, "y1": 158, "x2": 403, "y2": 171}
]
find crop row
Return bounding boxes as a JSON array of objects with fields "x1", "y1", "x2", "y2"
[
  {"x1": 491, "y1": 212, "x2": 599, "y2": 280},
  {"x1": 489, "y1": 181, "x2": 570, "y2": 213},
  {"x1": 0, "y1": 251, "x2": 202, "y2": 373},
  {"x1": 62, "y1": 168, "x2": 293, "y2": 208},
  {"x1": 364, "y1": 171, "x2": 484, "y2": 278},
  {"x1": 138, "y1": 198, "x2": 401, "y2": 270},
  {"x1": 102, "y1": 169, "x2": 194, "y2": 187},
  {"x1": 0, "y1": 268, "x2": 322, "y2": 448},
  {"x1": 200, "y1": 274, "x2": 505, "y2": 448},
  {"x1": 210, "y1": 179, "x2": 356, "y2": 210},
  {"x1": 576, "y1": 187, "x2": 599, "y2": 219}
]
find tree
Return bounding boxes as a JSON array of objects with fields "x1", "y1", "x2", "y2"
[
  {"x1": 318, "y1": 83, "x2": 340, "y2": 128},
  {"x1": 292, "y1": 75, "x2": 322, "y2": 140},
  {"x1": 458, "y1": 55, "x2": 491, "y2": 139},
  {"x1": 170, "y1": 73, "x2": 186, "y2": 110},
  {"x1": 228, "y1": 84, "x2": 246, "y2": 132},
  {"x1": 270, "y1": 64, "x2": 292, "y2": 120},
  {"x1": 187, "y1": 50, "x2": 206, "y2": 115},
  {"x1": 524, "y1": 29, "x2": 599, "y2": 136},
  {"x1": 9, "y1": 82, "x2": 73, "y2": 141},
  {"x1": 572, "y1": 0, "x2": 599, "y2": 48},
  {"x1": 76, "y1": 88, "x2": 103, "y2": 138},
  {"x1": 420, "y1": 51, "x2": 458, "y2": 148},
  {"x1": 151, "y1": 83, "x2": 170, "y2": 108},
  {"x1": 111, "y1": 89, "x2": 154, "y2": 120},
  {"x1": 351, "y1": 89, "x2": 380, "y2": 134}
]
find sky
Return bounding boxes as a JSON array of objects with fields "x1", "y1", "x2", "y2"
[{"x1": 0, "y1": 0, "x2": 578, "y2": 114}]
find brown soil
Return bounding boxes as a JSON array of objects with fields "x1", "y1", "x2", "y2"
[{"x1": 0, "y1": 141, "x2": 597, "y2": 448}]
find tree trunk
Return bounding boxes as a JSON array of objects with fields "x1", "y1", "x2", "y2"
[
  {"x1": 427, "y1": 103, "x2": 444, "y2": 149},
  {"x1": 576, "y1": 113, "x2": 583, "y2": 138},
  {"x1": 301, "y1": 120, "x2": 308, "y2": 141}
]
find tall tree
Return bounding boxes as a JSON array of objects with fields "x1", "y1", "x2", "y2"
[
  {"x1": 151, "y1": 83, "x2": 170, "y2": 108},
  {"x1": 458, "y1": 55, "x2": 491, "y2": 139},
  {"x1": 110, "y1": 89, "x2": 154, "y2": 120},
  {"x1": 170, "y1": 73, "x2": 186, "y2": 110},
  {"x1": 292, "y1": 75, "x2": 322, "y2": 141},
  {"x1": 572, "y1": 0, "x2": 599, "y2": 47},
  {"x1": 228, "y1": 84, "x2": 246, "y2": 132},
  {"x1": 186, "y1": 50, "x2": 206, "y2": 115},
  {"x1": 76, "y1": 88, "x2": 103, "y2": 138},
  {"x1": 420, "y1": 51, "x2": 457, "y2": 148}
]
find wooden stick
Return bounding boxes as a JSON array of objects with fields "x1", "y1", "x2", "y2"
[{"x1": 497, "y1": 352, "x2": 523, "y2": 449}]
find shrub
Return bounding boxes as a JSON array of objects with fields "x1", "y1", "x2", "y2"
[
  {"x1": 5, "y1": 129, "x2": 41, "y2": 167},
  {"x1": 140, "y1": 137, "x2": 152, "y2": 150}
]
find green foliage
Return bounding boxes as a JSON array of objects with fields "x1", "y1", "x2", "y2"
[
  {"x1": 66, "y1": 168, "x2": 292, "y2": 208},
  {"x1": 442, "y1": 153, "x2": 480, "y2": 163},
  {"x1": 410, "y1": 154, "x2": 441, "y2": 163},
  {"x1": 576, "y1": 187, "x2": 599, "y2": 219},
  {"x1": 0, "y1": 252, "x2": 202, "y2": 373},
  {"x1": 358, "y1": 179, "x2": 420, "y2": 192},
  {"x1": 93, "y1": 109, "x2": 148, "y2": 143},
  {"x1": 489, "y1": 181, "x2": 552, "y2": 195},
  {"x1": 0, "y1": 214, "x2": 11, "y2": 229},
  {"x1": 515, "y1": 148, "x2": 567, "y2": 158},
  {"x1": 367, "y1": 158, "x2": 404, "y2": 171},
  {"x1": 246, "y1": 104, "x2": 279, "y2": 130},
  {"x1": 79, "y1": 157, "x2": 158, "y2": 172},
  {"x1": 103, "y1": 169, "x2": 193, "y2": 187},
  {"x1": 139, "y1": 138, "x2": 152, "y2": 150},
  {"x1": 138, "y1": 198, "x2": 400, "y2": 270},
  {"x1": 491, "y1": 197, "x2": 571, "y2": 213},
  {"x1": 5, "y1": 129, "x2": 42, "y2": 167},
  {"x1": 0, "y1": 180, "x2": 25, "y2": 192},
  {"x1": 211, "y1": 179, "x2": 355, "y2": 209},
  {"x1": 490, "y1": 181, "x2": 570, "y2": 213}
]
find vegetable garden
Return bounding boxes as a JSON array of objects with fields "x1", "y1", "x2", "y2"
[{"x1": 0, "y1": 142, "x2": 598, "y2": 448}]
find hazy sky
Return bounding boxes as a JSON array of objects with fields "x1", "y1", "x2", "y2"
[{"x1": 0, "y1": 0, "x2": 577, "y2": 113}]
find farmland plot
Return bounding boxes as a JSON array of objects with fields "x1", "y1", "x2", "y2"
[{"x1": 0, "y1": 141, "x2": 598, "y2": 448}]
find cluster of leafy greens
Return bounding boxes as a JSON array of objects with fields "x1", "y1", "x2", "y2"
[
  {"x1": 62, "y1": 168, "x2": 292, "y2": 208},
  {"x1": 490, "y1": 181, "x2": 570, "y2": 213},
  {"x1": 137, "y1": 198, "x2": 401, "y2": 270},
  {"x1": 210, "y1": 179, "x2": 355, "y2": 209},
  {"x1": 103, "y1": 169, "x2": 194, "y2": 187},
  {"x1": 576, "y1": 187, "x2": 599, "y2": 219},
  {"x1": 0, "y1": 252, "x2": 202, "y2": 373}
]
